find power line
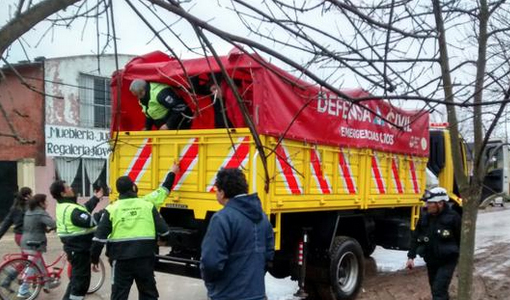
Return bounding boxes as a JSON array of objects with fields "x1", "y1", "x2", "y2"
[{"x1": 21, "y1": 75, "x2": 109, "y2": 91}]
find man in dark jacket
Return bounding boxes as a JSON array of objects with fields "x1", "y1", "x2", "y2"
[
  {"x1": 90, "y1": 163, "x2": 178, "y2": 300},
  {"x1": 201, "y1": 168, "x2": 274, "y2": 300},
  {"x1": 406, "y1": 187, "x2": 461, "y2": 300},
  {"x1": 50, "y1": 181, "x2": 104, "y2": 300},
  {"x1": 190, "y1": 74, "x2": 233, "y2": 129}
]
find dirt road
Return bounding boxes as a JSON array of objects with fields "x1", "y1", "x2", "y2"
[
  {"x1": 0, "y1": 206, "x2": 509, "y2": 300},
  {"x1": 358, "y1": 206, "x2": 510, "y2": 300}
]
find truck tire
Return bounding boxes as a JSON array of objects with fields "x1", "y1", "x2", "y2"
[{"x1": 322, "y1": 236, "x2": 364, "y2": 300}]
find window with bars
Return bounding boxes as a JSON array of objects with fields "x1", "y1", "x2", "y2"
[{"x1": 80, "y1": 74, "x2": 111, "y2": 128}]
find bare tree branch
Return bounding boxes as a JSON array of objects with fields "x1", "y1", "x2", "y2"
[{"x1": 0, "y1": 0, "x2": 81, "y2": 56}]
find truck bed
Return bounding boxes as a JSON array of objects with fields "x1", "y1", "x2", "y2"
[{"x1": 110, "y1": 128, "x2": 426, "y2": 249}]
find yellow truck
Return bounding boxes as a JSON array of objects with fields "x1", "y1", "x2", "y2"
[{"x1": 109, "y1": 51, "x2": 462, "y2": 300}]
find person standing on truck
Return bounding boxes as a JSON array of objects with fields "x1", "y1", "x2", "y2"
[
  {"x1": 129, "y1": 79, "x2": 193, "y2": 130},
  {"x1": 50, "y1": 180, "x2": 104, "y2": 300},
  {"x1": 89, "y1": 165, "x2": 178, "y2": 300},
  {"x1": 0, "y1": 187, "x2": 32, "y2": 247},
  {"x1": 200, "y1": 168, "x2": 274, "y2": 300},
  {"x1": 190, "y1": 73, "x2": 234, "y2": 129},
  {"x1": 406, "y1": 186, "x2": 461, "y2": 300}
]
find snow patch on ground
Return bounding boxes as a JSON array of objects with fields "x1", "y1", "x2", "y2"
[
  {"x1": 371, "y1": 247, "x2": 425, "y2": 272},
  {"x1": 266, "y1": 275, "x2": 298, "y2": 300}
]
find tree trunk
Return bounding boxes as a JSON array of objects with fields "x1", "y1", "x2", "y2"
[
  {"x1": 457, "y1": 1, "x2": 489, "y2": 298},
  {"x1": 432, "y1": 1, "x2": 487, "y2": 298},
  {"x1": 458, "y1": 185, "x2": 482, "y2": 300},
  {"x1": 0, "y1": 0, "x2": 81, "y2": 56}
]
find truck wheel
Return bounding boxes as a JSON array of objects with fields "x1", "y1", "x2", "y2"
[{"x1": 323, "y1": 236, "x2": 364, "y2": 300}]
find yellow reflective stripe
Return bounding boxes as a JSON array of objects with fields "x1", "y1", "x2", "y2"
[
  {"x1": 61, "y1": 204, "x2": 72, "y2": 234},
  {"x1": 108, "y1": 237, "x2": 155, "y2": 242},
  {"x1": 57, "y1": 229, "x2": 95, "y2": 237}
]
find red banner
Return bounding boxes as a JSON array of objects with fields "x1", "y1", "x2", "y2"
[{"x1": 255, "y1": 70, "x2": 429, "y2": 156}]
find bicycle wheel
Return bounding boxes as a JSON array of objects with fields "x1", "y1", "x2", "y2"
[
  {"x1": 0, "y1": 258, "x2": 43, "y2": 300},
  {"x1": 87, "y1": 258, "x2": 105, "y2": 294}
]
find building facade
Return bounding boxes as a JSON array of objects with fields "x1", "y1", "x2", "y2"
[
  {"x1": 0, "y1": 62, "x2": 45, "y2": 219},
  {"x1": 0, "y1": 54, "x2": 134, "y2": 218}
]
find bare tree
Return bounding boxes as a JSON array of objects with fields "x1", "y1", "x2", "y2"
[
  {"x1": 0, "y1": 0, "x2": 82, "y2": 56},
  {"x1": 2, "y1": 1, "x2": 510, "y2": 299},
  {"x1": 139, "y1": 2, "x2": 510, "y2": 299}
]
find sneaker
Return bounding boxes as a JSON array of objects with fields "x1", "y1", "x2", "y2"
[
  {"x1": 16, "y1": 291, "x2": 31, "y2": 299},
  {"x1": 43, "y1": 278, "x2": 60, "y2": 293}
]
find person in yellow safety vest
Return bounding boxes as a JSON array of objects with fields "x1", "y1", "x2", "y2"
[
  {"x1": 130, "y1": 79, "x2": 192, "y2": 130},
  {"x1": 90, "y1": 163, "x2": 179, "y2": 300},
  {"x1": 50, "y1": 181, "x2": 104, "y2": 300}
]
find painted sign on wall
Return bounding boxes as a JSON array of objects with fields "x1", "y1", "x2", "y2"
[{"x1": 45, "y1": 125, "x2": 110, "y2": 159}]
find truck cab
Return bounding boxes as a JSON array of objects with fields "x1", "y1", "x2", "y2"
[{"x1": 428, "y1": 123, "x2": 468, "y2": 207}]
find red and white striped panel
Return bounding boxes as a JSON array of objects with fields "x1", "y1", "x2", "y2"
[
  {"x1": 207, "y1": 136, "x2": 250, "y2": 192},
  {"x1": 310, "y1": 149, "x2": 331, "y2": 194},
  {"x1": 275, "y1": 144, "x2": 303, "y2": 195},
  {"x1": 338, "y1": 152, "x2": 357, "y2": 194},
  {"x1": 172, "y1": 138, "x2": 200, "y2": 191},
  {"x1": 124, "y1": 138, "x2": 152, "y2": 184},
  {"x1": 408, "y1": 156, "x2": 421, "y2": 194},
  {"x1": 371, "y1": 153, "x2": 387, "y2": 194},
  {"x1": 391, "y1": 156, "x2": 404, "y2": 194}
]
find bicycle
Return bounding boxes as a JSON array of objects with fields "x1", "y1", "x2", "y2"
[{"x1": 0, "y1": 241, "x2": 105, "y2": 300}]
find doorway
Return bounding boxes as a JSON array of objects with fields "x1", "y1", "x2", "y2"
[{"x1": 0, "y1": 161, "x2": 18, "y2": 221}]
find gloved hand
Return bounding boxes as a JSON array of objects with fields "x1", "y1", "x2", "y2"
[{"x1": 162, "y1": 162, "x2": 179, "y2": 190}]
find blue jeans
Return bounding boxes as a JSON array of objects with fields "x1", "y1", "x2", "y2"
[{"x1": 19, "y1": 251, "x2": 47, "y2": 295}]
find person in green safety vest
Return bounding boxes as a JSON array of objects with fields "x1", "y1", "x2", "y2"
[
  {"x1": 90, "y1": 163, "x2": 179, "y2": 300},
  {"x1": 130, "y1": 79, "x2": 193, "y2": 130},
  {"x1": 50, "y1": 181, "x2": 104, "y2": 300}
]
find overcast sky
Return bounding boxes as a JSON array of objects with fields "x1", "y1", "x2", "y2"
[
  {"x1": 1, "y1": 1, "x2": 225, "y2": 61},
  {"x1": 3, "y1": 0, "x2": 508, "y2": 137},
  {"x1": 0, "y1": 1, "x2": 371, "y2": 87}
]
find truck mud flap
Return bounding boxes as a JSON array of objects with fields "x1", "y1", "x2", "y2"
[{"x1": 155, "y1": 254, "x2": 201, "y2": 279}]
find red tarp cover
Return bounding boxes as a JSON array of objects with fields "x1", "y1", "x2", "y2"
[{"x1": 111, "y1": 51, "x2": 429, "y2": 157}]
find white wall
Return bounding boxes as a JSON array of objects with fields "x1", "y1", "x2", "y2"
[{"x1": 44, "y1": 54, "x2": 134, "y2": 126}]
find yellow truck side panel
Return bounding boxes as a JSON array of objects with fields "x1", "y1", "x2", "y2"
[
  {"x1": 110, "y1": 129, "x2": 425, "y2": 249},
  {"x1": 365, "y1": 151, "x2": 428, "y2": 209}
]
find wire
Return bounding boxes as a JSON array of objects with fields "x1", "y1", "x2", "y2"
[{"x1": 16, "y1": 74, "x2": 106, "y2": 91}]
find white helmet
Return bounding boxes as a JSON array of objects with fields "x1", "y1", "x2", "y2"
[{"x1": 421, "y1": 187, "x2": 449, "y2": 203}]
